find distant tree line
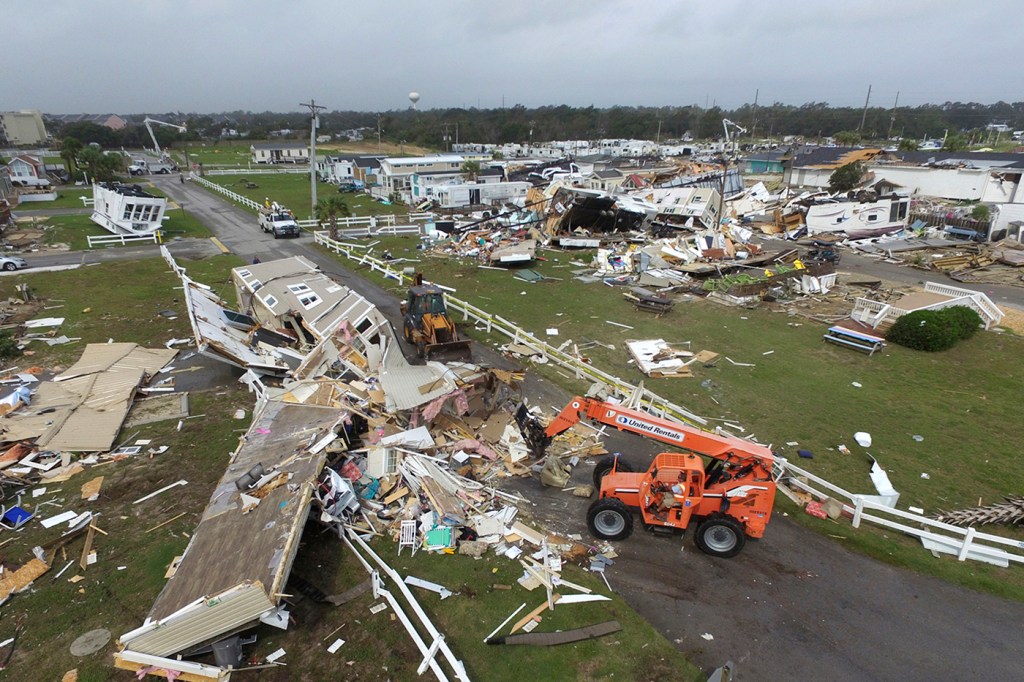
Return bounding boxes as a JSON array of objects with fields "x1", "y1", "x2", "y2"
[{"x1": 49, "y1": 101, "x2": 1024, "y2": 151}]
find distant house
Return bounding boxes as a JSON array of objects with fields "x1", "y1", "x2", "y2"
[
  {"x1": 586, "y1": 169, "x2": 624, "y2": 192},
  {"x1": 251, "y1": 142, "x2": 310, "y2": 164},
  {"x1": 8, "y1": 155, "x2": 49, "y2": 187},
  {"x1": 352, "y1": 156, "x2": 383, "y2": 187},
  {"x1": 377, "y1": 155, "x2": 465, "y2": 201},
  {"x1": 740, "y1": 151, "x2": 785, "y2": 175},
  {"x1": 49, "y1": 113, "x2": 127, "y2": 131}
]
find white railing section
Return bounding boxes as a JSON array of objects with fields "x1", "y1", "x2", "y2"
[
  {"x1": 782, "y1": 460, "x2": 1024, "y2": 567},
  {"x1": 203, "y1": 166, "x2": 311, "y2": 176},
  {"x1": 190, "y1": 175, "x2": 262, "y2": 211},
  {"x1": 87, "y1": 233, "x2": 159, "y2": 248},
  {"x1": 313, "y1": 230, "x2": 707, "y2": 427},
  {"x1": 343, "y1": 529, "x2": 469, "y2": 682},
  {"x1": 193, "y1": 177, "x2": 437, "y2": 232}
]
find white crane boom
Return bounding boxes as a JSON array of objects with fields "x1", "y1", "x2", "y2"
[
  {"x1": 143, "y1": 117, "x2": 187, "y2": 158},
  {"x1": 722, "y1": 118, "x2": 748, "y2": 156}
]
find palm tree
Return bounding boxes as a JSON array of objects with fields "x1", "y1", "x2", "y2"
[
  {"x1": 315, "y1": 195, "x2": 351, "y2": 240},
  {"x1": 60, "y1": 136, "x2": 83, "y2": 176}
]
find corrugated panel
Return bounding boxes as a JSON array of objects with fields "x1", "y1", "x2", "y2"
[
  {"x1": 55, "y1": 342, "x2": 135, "y2": 379},
  {"x1": 122, "y1": 582, "x2": 274, "y2": 657},
  {"x1": 378, "y1": 342, "x2": 457, "y2": 411}
]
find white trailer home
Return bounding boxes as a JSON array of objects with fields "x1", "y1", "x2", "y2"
[{"x1": 90, "y1": 182, "x2": 167, "y2": 235}]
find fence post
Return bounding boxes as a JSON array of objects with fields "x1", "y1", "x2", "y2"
[
  {"x1": 957, "y1": 526, "x2": 976, "y2": 561},
  {"x1": 852, "y1": 497, "x2": 864, "y2": 528}
]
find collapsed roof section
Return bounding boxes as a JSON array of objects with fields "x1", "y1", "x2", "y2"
[{"x1": 0, "y1": 343, "x2": 176, "y2": 452}]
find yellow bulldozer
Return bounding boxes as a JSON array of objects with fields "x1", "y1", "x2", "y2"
[{"x1": 401, "y1": 274, "x2": 472, "y2": 362}]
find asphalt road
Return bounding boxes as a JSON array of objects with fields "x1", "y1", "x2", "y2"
[{"x1": 96, "y1": 176, "x2": 1024, "y2": 679}]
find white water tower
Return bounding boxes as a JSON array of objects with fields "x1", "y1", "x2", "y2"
[{"x1": 409, "y1": 91, "x2": 420, "y2": 110}]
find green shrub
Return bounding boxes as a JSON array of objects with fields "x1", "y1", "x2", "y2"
[
  {"x1": 886, "y1": 309, "x2": 960, "y2": 351},
  {"x1": 0, "y1": 332, "x2": 21, "y2": 363},
  {"x1": 942, "y1": 305, "x2": 983, "y2": 340}
]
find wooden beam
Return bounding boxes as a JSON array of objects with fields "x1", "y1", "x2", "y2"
[{"x1": 510, "y1": 594, "x2": 560, "y2": 633}]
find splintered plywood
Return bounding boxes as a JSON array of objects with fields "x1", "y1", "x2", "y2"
[{"x1": 0, "y1": 558, "x2": 49, "y2": 601}]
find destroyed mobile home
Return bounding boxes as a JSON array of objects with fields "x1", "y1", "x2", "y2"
[{"x1": 109, "y1": 250, "x2": 630, "y2": 678}]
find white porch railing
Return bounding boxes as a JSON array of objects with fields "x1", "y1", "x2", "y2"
[
  {"x1": 924, "y1": 281, "x2": 1004, "y2": 328},
  {"x1": 87, "y1": 233, "x2": 160, "y2": 248}
]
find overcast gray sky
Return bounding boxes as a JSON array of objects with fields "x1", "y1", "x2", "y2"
[{"x1": 6, "y1": 0, "x2": 1019, "y2": 114}]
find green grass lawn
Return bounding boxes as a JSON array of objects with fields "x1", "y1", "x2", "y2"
[
  {"x1": 197, "y1": 173, "x2": 409, "y2": 220},
  {"x1": 44, "y1": 187, "x2": 93, "y2": 209},
  {"x1": 324, "y1": 236, "x2": 1024, "y2": 600}
]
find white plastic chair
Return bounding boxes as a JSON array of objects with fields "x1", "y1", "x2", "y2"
[{"x1": 398, "y1": 519, "x2": 418, "y2": 556}]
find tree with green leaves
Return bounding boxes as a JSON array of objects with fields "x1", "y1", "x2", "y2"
[
  {"x1": 77, "y1": 147, "x2": 124, "y2": 183},
  {"x1": 834, "y1": 130, "x2": 861, "y2": 146},
  {"x1": 315, "y1": 195, "x2": 351, "y2": 240},
  {"x1": 897, "y1": 138, "x2": 918, "y2": 151},
  {"x1": 461, "y1": 160, "x2": 480, "y2": 181},
  {"x1": 828, "y1": 161, "x2": 866, "y2": 194},
  {"x1": 60, "y1": 136, "x2": 83, "y2": 175},
  {"x1": 943, "y1": 133, "x2": 967, "y2": 152}
]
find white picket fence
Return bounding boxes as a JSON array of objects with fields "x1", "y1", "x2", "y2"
[
  {"x1": 782, "y1": 460, "x2": 1024, "y2": 567},
  {"x1": 193, "y1": 176, "x2": 435, "y2": 232},
  {"x1": 190, "y1": 175, "x2": 262, "y2": 211},
  {"x1": 314, "y1": 229, "x2": 1024, "y2": 569},
  {"x1": 87, "y1": 233, "x2": 159, "y2": 248},
  {"x1": 203, "y1": 166, "x2": 311, "y2": 176}
]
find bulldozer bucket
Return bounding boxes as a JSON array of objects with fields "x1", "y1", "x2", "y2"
[{"x1": 424, "y1": 339, "x2": 473, "y2": 363}]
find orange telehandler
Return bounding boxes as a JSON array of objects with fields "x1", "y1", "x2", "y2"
[{"x1": 522, "y1": 395, "x2": 778, "y2": 557}]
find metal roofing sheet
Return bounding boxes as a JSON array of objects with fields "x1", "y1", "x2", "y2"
[{"x1": 121, "y1": 582, "x2": 274, "y2": 657}]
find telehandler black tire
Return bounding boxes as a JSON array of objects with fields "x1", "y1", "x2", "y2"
[
  {"x1": 695, "y1": 514, "x2": 746, "y2": 558},
  {"x1": 587, "y1": 497, "x2": 633, "y2": 541}
]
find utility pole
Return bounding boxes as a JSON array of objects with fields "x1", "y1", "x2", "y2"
[
  {"x1": 300, "y1": 98, "x2": 326, "y2": 218},
  {"x1": 655, "y1": 118, "x2": 662, "y2": 146},
  {"x1": 750, "y1": 88, "x2": 759, "y2": 139},
  {"x1": 377, "y1": 114, "x2": 383, "y2": 150},
  {"x1": 887, "y1": 91, "x2": 900, "y2": 140},
  {"x1": 858, "y1": 84, "x2": 872, "y2": 134}
]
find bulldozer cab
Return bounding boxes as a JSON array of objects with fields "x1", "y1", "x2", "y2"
[
  {"x1": 405, "y1": 286, "x2": 448, "y2": 318},
  {"x1": 401, "y1": 279, "x2": 472, "y2": 362}
]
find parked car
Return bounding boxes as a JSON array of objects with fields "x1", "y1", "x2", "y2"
[{"x1": 0, "y1": 256, "x2": 29, "y2": 272}]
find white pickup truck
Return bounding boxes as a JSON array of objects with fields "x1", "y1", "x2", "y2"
[
  {"x1": 128, "y1": 159, "x2": 177, "y2": 176},
  {"x1": 258, "y1": 207, "x2": 301, "y2": 239}
]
